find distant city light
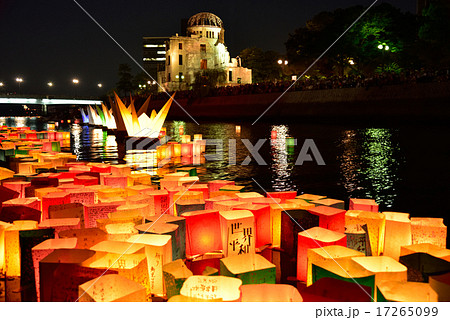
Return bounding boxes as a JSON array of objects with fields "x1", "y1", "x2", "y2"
[
  {"x1": 277, "y1": 59, "x2": 283, "y2": 65},
  {"x1": 0, "y1": 82, "x2": 4, "y2": 87},
  {"x1": 47, "y1": 82, "x2": 53, "y2": 87},
  {"x1": 385, "y1": 45, "x2": 390, "y2": 51},
  {"x1": 16, "y1": 77, "x2": 23, "y2": 83},
  {"x1": 72, "y1": 78, "x2": 79, "y2": 84},
  {"x1": 378, "y1": 44, "x2": 384, "y2": 50},
  {"x1": 349, "y1": 59, "x2": 355, "y2": 65},
  {"x1": 147, "y1": 81, "x2": 151, "y2": 84},
  {"x1": 284, "y1": 60, "x2": 288, "y2": 65},
  {"x1": 97, "y1": 83, "x2": 102, "y2": 88}
]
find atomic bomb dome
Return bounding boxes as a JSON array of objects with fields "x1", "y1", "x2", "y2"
[{"x1": 187, "y1": 12, "x2": 224, "y2": 28}]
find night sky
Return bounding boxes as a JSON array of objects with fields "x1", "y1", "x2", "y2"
[{"x1": 0, "y1": 0, "x2": 416, "y2": 96}]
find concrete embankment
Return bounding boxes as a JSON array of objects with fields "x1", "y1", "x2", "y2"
[{"x1": 151, "y1": 82, "x2": 450, "y2": 122}]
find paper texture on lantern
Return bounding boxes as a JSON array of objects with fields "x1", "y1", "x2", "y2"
[
  {"x1": 4, "y1": 220, "x2": 38, "y2": 277},
  {"x1": 32, "y1": 238, "x2": 77, "y2": 301},
  {"x1": 208, "y1": 180, "x2": 235, "y2": 193},
  {"x1": 252, "y1": 197, "x2": 281, "y2": 205},
  {"x1": 400, "y1": 243, "x2": 450, "y2": 261},
  {"x1": 376, "y1": 280, "x2": 438, "y2": 302},
  {"x1": 411, "y1": 218, "x2": 447, "y2": 248},
  {"x1": 111, "y1": 164, "x2": 132, "y2": 177},
  {"x1": 69, "y1": 189, "x2": 95, "y2": 206},
  {"x1": 270, "y1": 202, "x2": 304, "y2": 247},
  {"x1": 127, "y1": 172, "x2": 152, "y2": 186},
  {"x1": 180, "y1": 275, "x2": 242, "y2": 301},
  {"x1": 219, "y1": 210, "x2": 255, "y2": 256},
  {"x1": 235, "y1": 192, "x2": 264, "y2": 203},
  {"x1": 352, "y1": 256, "x2": 407, "y2": 301},
  {"x1": 2, "y1": 181, "x2": 31, "y2": 198},
  {"x1": 349, "y1": 198, "x2": 378, "y2": 212},
  {"x1": 97, "y1": 216, "x2": 142, "y2": 237},
  {"x1": 163, "y1": 259, "x2": 193, "y2": 299},
  {"x1": 84, "y1": 203, "x2": 120, "y2": 228},
  {"x1": 239, "y1": 284, "x2": 302, "y2": 302},
  {"x1": 98, "y1": 187, "x2": 127, "y2": 199},
  {"x1": 0, "y1": 221, "x2": 12, "y2": 274},
  {"x1": 181, "y1": 209, "x2": 222, "y2": 257},
  {"x1": 399, "y1": 252, "x2": 450, "y2": 282},
  {"x1": 311, "y1": 198, "x2": 345, "y2": 210},
  {"x1": 145, "y1": 190, "x2": 170, "y2": 216},
  {"x1": 115, "y1": 204, "x2": 149, "y2": 219},
  {"x1": 296, "y1": 194, "x2": 326, "y2": 202},
  {"x1": 213, "y1": 200, "x2": 246, "y2": 211},
  {"x1": 42, "y1": 192, "x2": 70, "y2": 221},
  {"x1": 126, "y1": 184, "x2": 156, "y2": 196},
  {"x1": 168, "y1": 295, "x2": 222, "y2": 302},
  {"x1": 233, "y1": 203, "x2": 271, "y2": 248},
  {"x1": 59, "y1": 228, "x2": 108, "y2": 249},
  {"x1": 286, "y1": 198, "x2": 315, "y2": 208},
  {"x1": 126, "y1": 234, "x2": 172, "y2": 296},
  {"x1": 308, "y1": 205, "x2": 346, "y2": 233},
  {"x1": 205, "y1": 195, "x2": 238, "y2": 210},
  {"x1": 78, "y1": 274, "x2": 146, "y2": 302},
  {"x1": 202, "y1": 266, "x2": 219, "y2": 276},
  {"x1": 346, "y1": 210, "x2": 386, "y2": 256},
  {"x1": 307, "y1": 245, "x2": 365, "y2": 286},
  {"x1": 345, "y1": 224, "x2": 369, "y2": 255},
  {"x1": 297, "y1": 227, "x2": 347, "y2": 282},
  {"x1": 103, "y1": 175, "x2": 128, "y2": 189},
  {"x1": 49, "y1": 203, "x2": 85, "y2": 227},
  {"x1": 220, "y1": 253, "x2": 276, "y2": 285},
  {"x1": 429, "y1": 272, "x2": 450, "y2": 302},
  {"x1": 145, "y1": 215, "x2": 186, "y2": 260},
  {"x1": 383, "y1": 212, "x2": 412, "y2": 260},
  {"x1": 266, "y1": 191, "x2": 297, "y2": 203}
]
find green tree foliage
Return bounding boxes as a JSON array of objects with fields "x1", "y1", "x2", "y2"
[
  {"x1": 285, "y1": 3, "x2": 420, "y2": 75},
  {"x1": 239, "y1": 47, "x2": 283, "y2": 82},
  {"x1": 193, "y1": 69, "x2": 226, "y2": 96},
  {"x1": 116, "y1": 63, "x2": 134, "y2": 95}
]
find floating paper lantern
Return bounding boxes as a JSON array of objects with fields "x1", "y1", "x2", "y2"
[
  {"x1": 399, "y1": 252, "x2": 450, "y2": 282},
  {"x1": 90, "y1": 164, "x2": 111, "y2": 173},
  {"x1": 233, "y1": 203, "x2": 271, "y2": 248},
  {"x1": 32, "y1": 238, "x2": 77, "y2": 301},
  {"x1": 270, "y1": 202, "x2": 309, "y2": 247},
  {"x1": 83, "y1": 203, "x2": 120, "y2": 228},
  {"x1": 115, "y1": 203, "x2": 149, "y2": 219},
  {"x1": 163, "y1": 259, "x2": 193, "y2": 299},
  {"x1": 2, "y1": 181, "x2": 31, "y2": 198},
  {"x1": 145, "y1": 215, "x2": 186, "y2": 260},
  {"x1": 429, "y1": 272, "x2": 450, "y2": 302},
  {"x1": 219, "y1": 210, "x2": 255, "y2": 257},
  {"x1": 136, "y1": 222, "x2": 182, "y2": 260},
  {"x1": 307, "y1": 245, "x2": 365, "y2": 286},
  {"x1": 59, "y1": 228, "x2": 108, "y2": 249},
  {"x1": 213, "y1": 200, "x2": 247, "y2": 211},
  {"x1": 0, "y1": 185, "x2": 20, "y2": 203},
  {"x1": 78, "y1": 274, "x2": 146, "y2": 302},
  {"x1": 297, "y1": 227, "x2": 346, "y2": 282},
  {"x1": 39, "y1": 248, "x2": 117, "y2": 302},
  {"x1": 180, "y1": 276, "x2": 242, "y2": 301},
  {"x1": 73, "y1": 175, "x2": 99, "y2": 186},
  {"x1": 145, "y1": 190, "x2": 170, "y2": 216},
  {"x1": 4, "y1": 221, "x2": 39, "y2": 277},
  {"x1": 180, "y1": 143, "x2": 193, "y2": 157},
  {"x1": 103, "y1": 175, "x2": 128, "y2": 189},
  {"x1": 49, "y1": 203, "x2": 85, "y2": 227},
  {"x1": 176, "y1": 199, "x2": 206, "y2": 215},
  {"x1": 126, "y1": 234, "x2": 172, "y2": 297},
  {"x1": 0, "y1": 221, "x2": 12, "y2": 274},
  {"x1": 41, "y1": 191, "x2": 70, "y2": 221},
  {"x1": 239, "y1": 284, "x2": 302, "y2": 302},
  {"x1": 189, "y1": 183, "x2": 209, "y2": 200},
  {"x1": 126, "y1": 184, "x2": 156, "y2": 196},
  {"x1": 220, "y1": 253, "x2": 276, "y2": 285},
  {"x1": 308, "y1": 205, "x2": 346, "y2": 233},
  {"x1": 181, "y1": 135, "x2": 191, "y2": 143},
  {"x1": 98, "y1": 187, "x2": 127, "y2": 200},
  {"x1": 2, "y1": 197, "x2": 41, "y2": 211},
  {"x1": 235, "y1": 192, "x2": 264, "y2": 203},
  {"x1": 173, "y1": 144, "x2": 181, "y2": 157},
  {"x1": 181, "y1": 209, "x2": 222, "y2": 257},
  {"x1": 219, "y1": 185, "x2": 245, "y2": 193},
  {"x1": 208, "y1": 180, "x2": 235, "y2": 193},
  {"x1": 352, "y1": 256, "x2": 407, "y2": 301},
  {"x1": 69, "y1": 189, "x2": 95, "y2": 206},
  {"x1": 252, "y1": 197, "x2": 282, "y2": 205},
  {"x1": 345, "y1": 224, "x2": 369, "y2": 255},
  {"x1": 349, "y1": 198, "x2": 379, "y2": 212},
  {"x1": 110, "y1": 164, "x2": 132, "y2": 176},
  {"x1": 265, "y1": 189, "x2": 296, "y2": 201},
  {"x1": 205, "y1": 195, "x2": 238, "y2": 210},
  {"x1": 400, "y1": 243, "x2": 450, "y2": 260},
  {"x1": 346, "y1": 210, "x2": 386, "y2": 256},
  {"x1": 376, "y1": 280, "x2": 438, "y2": 302},
  {"x1": 383, "y1": 212, "x2": 412, "y2": 260},
  {"x1": 411, "y1": 218, "x2": 447, "y2": 248}
]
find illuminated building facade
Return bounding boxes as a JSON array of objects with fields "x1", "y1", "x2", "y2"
[
  {"x1": 156, "y1": 12, "x2": 252, "y2": 91},
  {"x1": 143, "y1": 37, "x2": 170, "y2": 80}
]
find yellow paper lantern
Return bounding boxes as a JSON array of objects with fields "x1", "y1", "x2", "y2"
[
  {"x1": 346, "y1": 210, "x2": 386, "y2": 256},
  {"x1": 239, "y1": 284, "x2": 302, "y2": 302},
  {"x1": 377, "y1": 280, "x2": 438, "y2": 302},
  {"x1": 180, "y1": 276, "x2": 242, "y2": 301},
  {"x1": 383, "y1": 212, "x2": 412, "y2": 260},
  {"x1": 411, "y1": 218, "x2": 447, "y2": 248}
]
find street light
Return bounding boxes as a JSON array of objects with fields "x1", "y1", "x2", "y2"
[
  {"x1": 47, "y1": 82, "x2": 53, "y2": 87},
  {"x1": 97, "y1": 83, "x2": 102, "y2": 88},
  {"x1": 0, "y1": 82, "x2": 4, "y2": 87},
  {"x1": 16, "y1": 77, "x2": 23, "y2": 93},
  {"x1": 277, "y1": 59, "x2": 283, "y2": 65},
  {"x1": 72, "y1": 78, "x2": 79, "y2": 84}
]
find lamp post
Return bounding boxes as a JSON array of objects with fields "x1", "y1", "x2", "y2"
[
  {"x1": 97, "y1": 83, "x2": 102, "y2": 88},
  {"x1": 72, "y1": 78, "x2": 79, "y2": 97},
  {"x1": 377, "y1": 43, "x2": 390, "y2": 72},
  {"x1": 16, "y1": 77, "x2": 23, "y2": 94}
]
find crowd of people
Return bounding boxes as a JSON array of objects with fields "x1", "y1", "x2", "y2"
[{"x1": 149, "y1": 69, "x2": 450, "y2": 101}]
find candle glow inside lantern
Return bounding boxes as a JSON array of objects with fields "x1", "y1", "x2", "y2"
[
  {"x1": 41, "y1": 191, "x2": 70, "y2": 220},
  {"x1": 307, "y1": 245, "x2": 365, "y2": 286},
  {"x1": 145, "y1": 190, "x2": 170, "y2": 216},
  {"x1": 208, "y1": 180, "x2": 235, "y2": 193},
  {"x1": 32, "y1": 237, "x2": 77, "y2": 301},
  {"x1": 69, "y1": 189, "x2": 95, "y2": 206},
  {"x1": 376, "y1": 280, "x2": 438, "y2": 302},
  {"x1": 238, "y1": 284, "x2": 302, "y2": 302},
  {"x1": 345, "y1": 224, "x2": 369, "y2": 255},
  {"x1": 103, "y1": 175, "x2": 128, "y2": 189},
  {"x1": 205, "y1": 195, "x2": 238, "y2": 210},
  {"x1": 235, "y1": 192, "x2": 264, "y2": 203},
  {"x1": 38, "y1": 218, "x2": 81, "y2": 237},
  {"x1": 2, "y1": 197, "x2": 41, "y2": 211},
  {"x1": 220, "y1": 253, "x2": 276, "y2": 285},
  {"x1": 213, "y1": 200, "x2": 247, "y2": 211},
  {"x1": 297, "y1": 227, "x2": 346, "y2": 282},
  {"x1": 308, "y1": 205, "x2": 346, "y2": 233},
  {"x1": 83, "y1": 203, "x2": 120, "y2": 228},
  {"x1": 270, "y1": 202, "x2": 308, "y2": 247},
  {"x1": 400, "y1": 243, "x2": 450, "y2": 260},
  {"x1": 163, "y1": 259, "x2": 193, "y2": 299},
  {"x1": 266, "y1": 191, "x2": 297, "y2": 203},
  {"x1": 346, "y1": 210, "x2": 386, "y2": 256},
  {"x1": 219, "y1": 210, "x2": 255, "y2": 257},
  {"x1": 180, "y1": 276, "x2": 242, "y2": 301},
  {"x1": 126, "y1": 234, "x2": 172, "y2": 297},
  {"x1": 383, "y1": 212, "x2": 412, "y2": 260},
  {"x1": 181, "y1": 209, "x2": 222, "y2": 257},
  {"x1": 349, "y1": 198, "x2": 379, "y2": 212},
  {"x1": 78, "y1": 274, "x2": 146, "y2": 302},
  {"x1": 2, "y1": 181, "x2": 31, "y2": 198},
  {"x1": 411, "y1": 217, "x2": 447, "y2": 248}
]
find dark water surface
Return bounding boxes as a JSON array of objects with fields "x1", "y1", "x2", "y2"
[{"x1": 2, "y1": 117, "x2": 449, "y2": 225}]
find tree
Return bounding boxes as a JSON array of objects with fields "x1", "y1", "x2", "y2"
[
  {"x1": 239, "y1": 47, "x2": 283, "y2": 83},
  {"x1": 116, "y1": 64, "x2": 134, "y2": 96},
  {"x1": 192, "y1": 69, "x2": 226, "y2": 96}
]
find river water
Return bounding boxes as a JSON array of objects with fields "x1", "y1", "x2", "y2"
[{"x1": 1, "y1": 116, "x2": 448, "y2": 225}]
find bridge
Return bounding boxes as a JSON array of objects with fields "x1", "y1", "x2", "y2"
[{"x1": 0, "y1": 96, "x2": 102, "y2": 105}]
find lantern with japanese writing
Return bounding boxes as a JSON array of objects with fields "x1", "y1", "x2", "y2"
[
  {"x1": 297, "y1": 227, "x2": 346, "y2": 282},
  {"x1": 219, "y1": 210, "x2": 255, "y2": 257},
  {"x1": 78, "y1": 274, "x2": 146, "y2": 302},
  {"x1": 126, "y1": 234, "x2": 172, "y2": 297},
  {"x1": 346, "y1": 210, "x2": 386, "y2": 256},
  {"x1": 163, "y1": 259, "x2": 193, "y2": 299},
  {"x1": 179, "y1": 275, "x2": 242, "y2": 301},
  {"x1": 308, "y1": 205, "x2": 346, "y2": 233},
  {"x1": 145, "y1": 190, "x2": 170, "y2": 216},
  {"x1": 233, "y1": 203, "x2": 271, "y2": 248}
]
